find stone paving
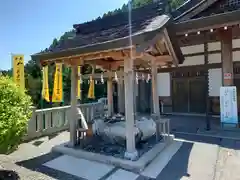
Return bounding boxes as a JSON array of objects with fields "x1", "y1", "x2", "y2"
[{"x1": 1, "y1": 116, "x2": 240, "y2": 180}]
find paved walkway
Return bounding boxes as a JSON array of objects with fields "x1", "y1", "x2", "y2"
[
  {"x1": 1, "y1": 130, "x2": 240, "y2": 180},
  {"x1": 161, "y1": 133, "x2": 240, "y2": 180}
]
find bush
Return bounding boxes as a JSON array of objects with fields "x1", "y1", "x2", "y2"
[{"x1": 0, "y1": 76, "x2": 32, "y2": 154}]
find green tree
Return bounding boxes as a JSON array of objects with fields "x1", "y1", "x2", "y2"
[
  {"x1": 0, "y1": 76, "x2": 32, "y2": 154},
  {"x1": 51, "y1": 38, "x2": 58, "y2": 48}
]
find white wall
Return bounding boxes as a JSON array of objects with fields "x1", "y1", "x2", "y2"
[
  {"x1": 179, "y1": 55, "x2": 204, "y2": 66},
  {"x1": 233, "y1": 39, "x2": 240, "y2": 48},
  {"x1": 157, "y1": 73, "x2": 170, "y2": 96},
  {"x1": 157, "y1": 39, "x2": 240, "y2": 98},
  {"x1": 181, "y1": 44, "x2": 204, "y2": 54},
  {"x1": 180, "y1": 44, "x2": 204, "y2": 66}
]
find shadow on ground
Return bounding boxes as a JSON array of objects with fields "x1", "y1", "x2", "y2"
[
  {"x1": 16, "y1": 152, "x2": 81, "y2": 180},
  {"x1": 31, "y1": 133, "x2": 60, "y2": 147},
  {"x1": 0, "y1": 170, "x2": 20, "y2": 180},
  {"x1": 174, "y1": 132, "x2": 240, "y2": 150},
  {"x1": 156, "y1": 141, "x2": 193, "y2": 180},
  {"x1": 167, "y1": 114, "x2": 220, "y2": 134}
]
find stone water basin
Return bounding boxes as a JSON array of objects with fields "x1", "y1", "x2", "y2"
[{"x1": 91, "y1": 115, "x2": 157, "y2": 145}]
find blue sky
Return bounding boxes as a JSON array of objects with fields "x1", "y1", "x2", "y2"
[{"x1": 0, "y1": 0, "x2": 129, "y2": 70}]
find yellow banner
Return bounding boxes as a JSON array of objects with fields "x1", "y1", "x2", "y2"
[
  {"x1": 41, "y1": 66, "x2": 50, "y2": 102},
  {"x1": 87, "y1": 76, "x2": 95, "y2": 99},
  {"x1": 52, "y1": 63, "x2": 63, "y2": 102},
  {"x1": 12, "y1": 54, "x2": 25, "y2": 90},
  {"x1": 77, "y1": 66, "x2": 82, "y2": 100}
]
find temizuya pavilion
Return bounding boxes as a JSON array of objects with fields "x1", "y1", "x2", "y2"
[{"x1": 32, "y1": 2, "x2": 184, "y2": 160}]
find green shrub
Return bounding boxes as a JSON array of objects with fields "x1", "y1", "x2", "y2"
[{"x1": 0, "y1": 76, "x2": 32, "y2": 154}]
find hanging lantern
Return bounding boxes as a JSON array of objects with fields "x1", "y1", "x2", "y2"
[
  {"x1": 95, "y1": 80, "x2": 98, "y2": 84},
  {"x1": 88, "y1": 79, "x2": 90, "y2": 84},
  {"x1": 141, "y1": 73, "x2": 145, "y2": 80},
  {"x1": 101, "y1": 73, "x2": 104, "y2": 84}
]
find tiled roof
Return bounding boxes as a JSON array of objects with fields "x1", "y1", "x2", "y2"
[
  {"x1": 42, "y1": 1, "x2": 167, "y2": 54},
  {"x1": 171, "y1": 0, "x2": 203, "y2": 19},
  {"x1": 192, "y1": 0, "x2": 240, "y2": 19},
  {"x1": 174, "y1": 0, "x2": 240, "y2": 21},
  {"x1": 33, "y1": 0, "x2": 240, "y2": 59}
]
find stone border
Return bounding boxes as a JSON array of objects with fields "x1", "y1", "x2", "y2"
[{"x1": 52, "y1": 135, "x2": 174, "y2": 173}]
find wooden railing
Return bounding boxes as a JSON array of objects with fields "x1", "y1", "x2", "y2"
[{"x1": 24, "y1": 99, "x2": 106, "y2": 141}]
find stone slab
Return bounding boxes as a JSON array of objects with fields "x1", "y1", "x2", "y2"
[
  {"x1": 140, "y1": 140, "x2": 183, "y2": 178},
  {"x1": 185, "y1": 142, "x2": 219, "y2": 180},
  {"x1": 44, "y1": 155, "x2": 114, "y2": 180},
  {"x1": 105, "y1": 169, "x2": 139, "y2": 180},
  {"x1": 52, "y1": 135, "x2": 174, "y2": 173}
]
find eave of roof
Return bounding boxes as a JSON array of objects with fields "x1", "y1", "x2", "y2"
[
  {"x1": 31, "y1": 14, "x2": 184, "y2": 65},
  {"x1": 173, "y1": 0, "x2": 222, "y2": 21},
  {"x1": 175, "y1": 9, "x2": 240, "y2": 35},
  {"x1": 172, "y1": 0, "x2": 207, "y2": 20}
]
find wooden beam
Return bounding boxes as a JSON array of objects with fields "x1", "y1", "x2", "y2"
[
  {"x1": 219, "y1": 28, "x2": 233, "y2": 86},
  {"x1": 80, "y1": 71, "x2": 150, "y2": 80},
  {"x1": 163, "y1": 29, "x2": 179, "y2": 66},
  {"x1": 154, "y1": 42, "x2": 164, "y2": 55},
  {"x1": 135, "y1": 33, "x2": 164, "y2": 53},
  {"x1": 142, "y1": 53, "x2": 172, "y2": 66},
  {"x1": 40, "y1": 46, "x2": 135, "y2": 65}
]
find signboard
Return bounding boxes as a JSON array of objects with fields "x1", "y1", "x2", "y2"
[
  {"x1": 220, "y1": 86, "x2": 238, "y2": 124},
  {"x1": 224, "y1": 73, "x2": 232, "y2": 80},
  {"x1": 12, "y1": 54, "x2": 25, "y2": 90}
]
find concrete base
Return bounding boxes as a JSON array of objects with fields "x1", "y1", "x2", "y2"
[
  {"x1": 124, "y1": 150, "x2": 139, "y2": 161},
  {"x1": 52, "y1": 135, "x2": 174, "y2": 173}
]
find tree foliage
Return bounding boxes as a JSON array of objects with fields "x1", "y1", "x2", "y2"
[{"x1": 0, "y1": 76, "x2": 32, "y2": 154}]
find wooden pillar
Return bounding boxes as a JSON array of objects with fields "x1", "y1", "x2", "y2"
[
  {"x1": 220, "y1": 28, "x2": 233, "y2": 86},
  {"x1": 133, "y1": 71, "x2": 138, "y2": 115},
  {"x1": 151, "y1": 60, "x2": 160, "y2": 117},
  {"x1": 118, "y1": 76, "x2": 125, "y2": 114},
  {"x1": 69, "y1": 65, "x2": 78, "y2": 147},
  {"x1": 135, "y1": 77, "x2": 139, "y2": 113},
  {"x1": 124, "y1": 58, "x2": 138, "y2": 160},
  {"x1": 139, "y1": 79, "x2": 147, "y2": 113},
  {"x1": 139, "y1": 80, "x2": 143, "y2": 112},
  {"x1": 107, "y1": 73, "x2": 113, "y2": 116}
]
